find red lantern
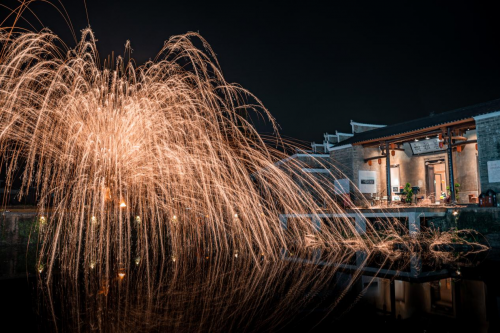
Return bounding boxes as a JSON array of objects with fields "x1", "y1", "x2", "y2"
[
  {"x1": 378, "y1": 158, "x2": 382, "y2": 165},
  {"x1": 439, "y1": 142, "x2": 444, "y2": 149},
  {"x1": 391, "y1": 150, "x2": 395, "y2": 156},
  {"x1": 390, "y1": 143, "x2": 395, "y2": 150},
  {"x1": 457, "y1": 145, "x2": 462, "y2": 153},
  {"x1": 368, "y1": 160, "x2": 372, "y2": 166},
  {"x1": 439, "y1": 133, "x2": 443, "y2": 140},
  {"x1": 475, "y1": 143, "x2": 478, "y2": 151}
]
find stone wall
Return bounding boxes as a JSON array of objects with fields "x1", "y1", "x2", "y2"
[{"x1": 475, "y1": 112, "x2": 500, "y2": 193}]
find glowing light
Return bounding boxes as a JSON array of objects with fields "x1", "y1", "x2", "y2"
[
  {"x1": 91, "y1": 216, "x2": 97, "y2": 225},
  {"x1": 453, "y1": 211, "x2": 459, "y2": 216},
  {"x1": 118, "y1": 267, "x2": 126, "y2": 279},
  {"x1": 90, "y1": 262, "x2": 96, "y2": 269},
  {"x1": 234, "y1": 213, "x2": 238, "y2": 218},
  {"x1": 135, "y1": 257, "x2": 141, "y2": 265},
  {"x1": 120, "y1": 202, "x2": 127, "y2": 208}
]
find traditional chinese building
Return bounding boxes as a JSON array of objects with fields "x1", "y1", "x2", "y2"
[{"x1": 318, "y1": 98, "x2": 500, "y2": 205}]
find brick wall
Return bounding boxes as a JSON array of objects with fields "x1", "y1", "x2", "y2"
[
  {"x1": 352, "y1": 124, "x2": 385, "y2": 133},
  {"x1": 476, "y1": 113, "x2": 500, "y2": 193},
  {"x1": 276, "y1": 154, "x2": 335, "y2": 207},
  {"x1": 453, "y1": 130, "x2": 480, "y2": 202},
  {"x1": 330, "y1": 146, "x2": 354, "y2": 181}
]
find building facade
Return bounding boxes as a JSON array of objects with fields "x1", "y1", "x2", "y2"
[{"x1": 312, "y1": 99, "x2": 500, "y2": 205}]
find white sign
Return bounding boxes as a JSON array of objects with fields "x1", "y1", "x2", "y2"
[
  {"x1": 359, "y1": 170, "x2": 377, "y2": 194},
  {"x1": 390, "y1": 166, "x2": 400, "y2": 194},
  {"x1": 487, "y1": 160, "x2": 500, "y2": 183},
  {"x1": 334, "y1": 178, "x2": 350, "y2": 195},
  {"x1": 410, "y1": 138, "x2": 444, "y2": 155}
]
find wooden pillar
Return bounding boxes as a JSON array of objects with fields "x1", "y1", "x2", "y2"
[
  {"x1": 386, "y1": 142, "x2": 392, "y2": 203},
  {"x1": 390, "y1": 280, "x2": 396, "y2": 317},
  {"x1": 447, "y1": 127, "x2": 456, "y2": 203}
]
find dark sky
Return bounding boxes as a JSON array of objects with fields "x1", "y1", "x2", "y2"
[{"x1": 3, "y1": 0, "x2": 500, "y2": 144}]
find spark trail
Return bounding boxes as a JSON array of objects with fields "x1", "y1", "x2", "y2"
[
  {"x1": 0, "y1": 28, "x2": 380, "y2": 280},
  {"x1": 0, "y1": 27, "x2": 486, "y2": 284}
]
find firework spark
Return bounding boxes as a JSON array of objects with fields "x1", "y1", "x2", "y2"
[
  {"x1": 0, "y1": 28, "x2": 383, "y2": 281},
  {"x1": 0, "y1": 24, "x2": 487, "y2": 286}
]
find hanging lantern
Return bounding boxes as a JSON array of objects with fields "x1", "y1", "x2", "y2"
[
  {"x1": 378, "y1": 158, "x2": 382, "y2": 165},
  {"x1": 439, "y1": 141, "x2": 444, "y2": 149},
  {"x1": 368, "y1": 160, "x2": 372, "y2": 166},
  {"x1": 390, "y1": 143, "x2": 395, "y2": 150},
  {"x1": 391, "y1": 150, "x2": 395, "y2": 156},
  {"x1": 457, "y1": 145, "x2": 462, "y2": 153},
  {"x1": 475, "y1": 143, "x2": 478, "y2": 151},
  {"x1": 439, "y1": 133, "x2": 443, "y2": 140}
]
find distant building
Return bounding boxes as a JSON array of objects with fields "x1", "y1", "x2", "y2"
[{"x1": 272, "y1": 150, "x2": 334, "y2": 208}]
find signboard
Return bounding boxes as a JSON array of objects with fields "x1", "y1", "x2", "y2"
[
  {"x1": 390, "y1": 166, "x2": 400, "y2": 194},
  {"x1": 410, "y1": 138, "x2": 444, "y2": 155},
  {"x1": 334, "y1": 178, "x2": 350, "y2": 195},
  {"x1": 487, "y1": 160, "x2": 500, "y2": 183},
  {"x1": 359, "y1": 170, "x2": 377, "y2": 194}
]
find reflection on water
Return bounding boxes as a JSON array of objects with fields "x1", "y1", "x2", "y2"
[
  {"x1": 365, "y1": 277, "x2": 483, "y2": 321},
  {"x1": 1, "y1": 214, "x2": 499, "y2": 332},
  {"x1": 1, "y1": 246, "x2": 499, "y2": 332}
]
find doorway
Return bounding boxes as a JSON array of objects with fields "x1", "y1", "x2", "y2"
[{"x1": 425, "y1": 159, "x2": 446, "y2": 203}]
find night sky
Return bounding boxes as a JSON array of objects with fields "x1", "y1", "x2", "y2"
[{"x1": 3, "y1": 0, "x2": 500, "y2": 144}]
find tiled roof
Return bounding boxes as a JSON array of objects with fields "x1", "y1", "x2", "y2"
[{"x1": 337, "y1": 98, "x2": 500, "y2": 146}]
